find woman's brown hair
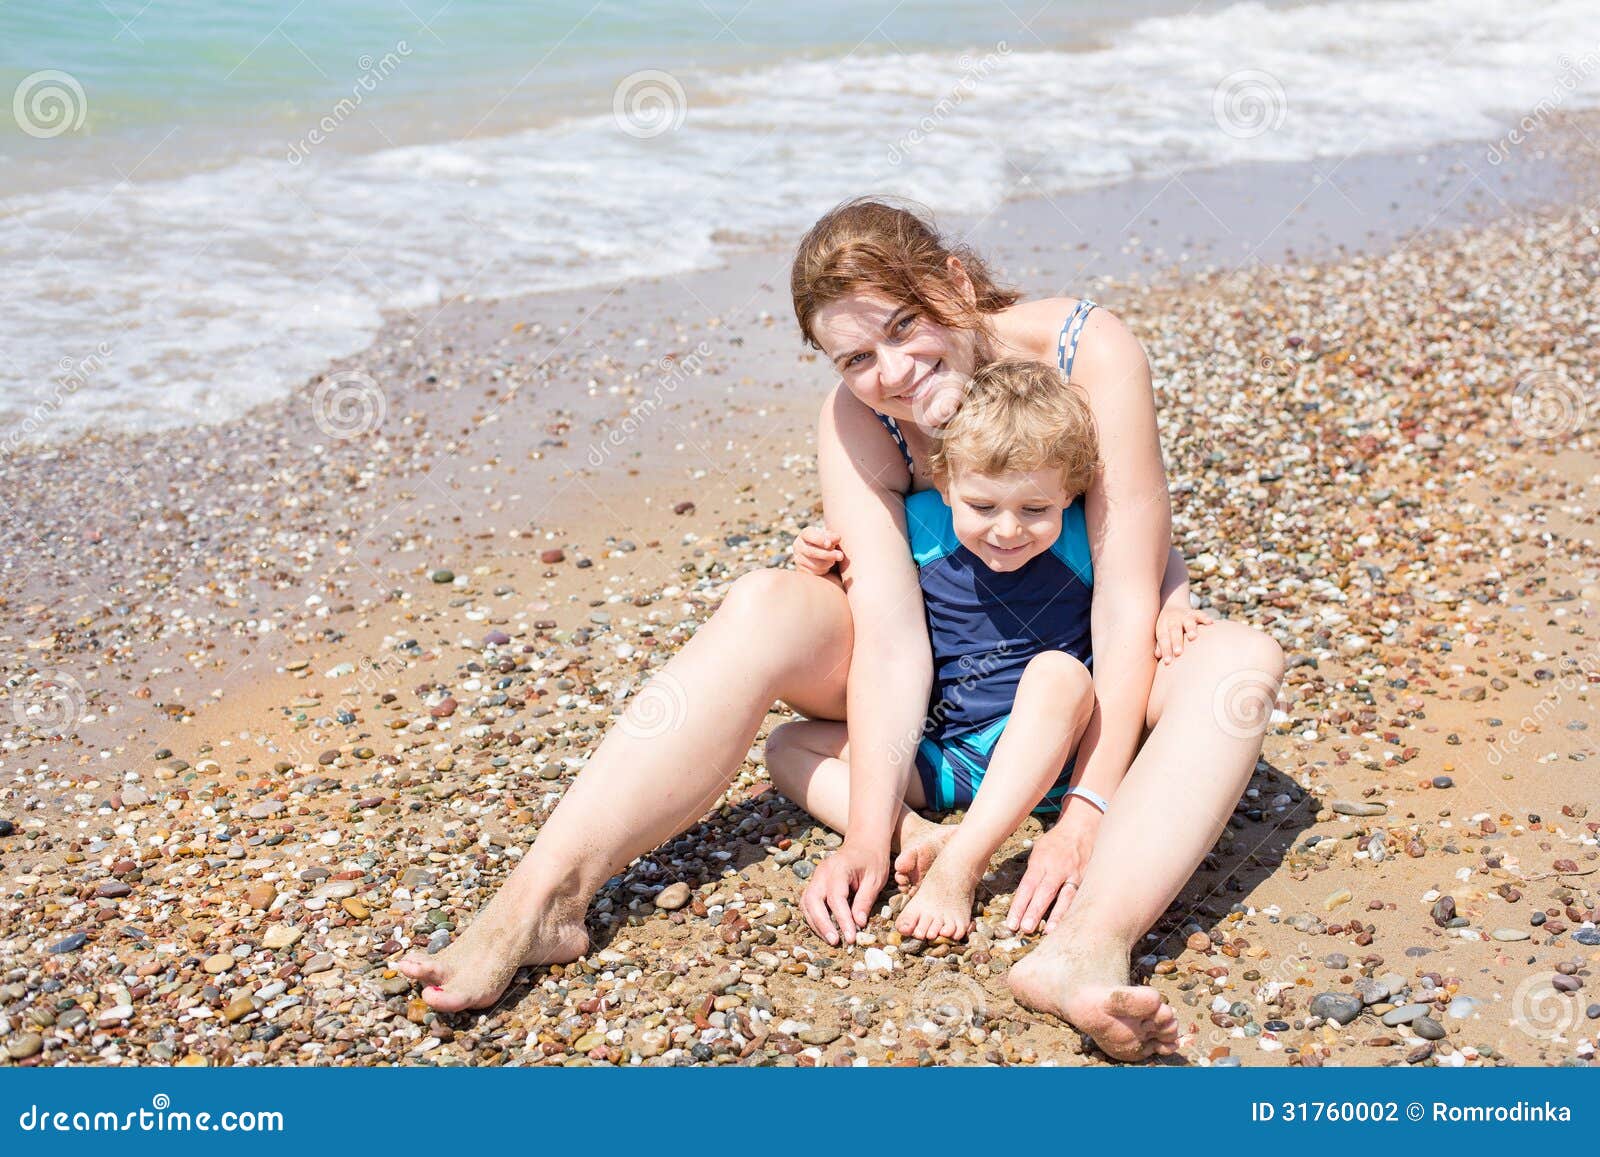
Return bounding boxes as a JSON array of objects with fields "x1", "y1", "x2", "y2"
[{"x1": 791, "y1": 197, "x2": 1021, "y2": 350}]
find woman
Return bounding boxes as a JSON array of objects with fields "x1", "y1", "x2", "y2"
[{"x1": 400, "y1": 198, "x2": 1284, "y2": 1063}]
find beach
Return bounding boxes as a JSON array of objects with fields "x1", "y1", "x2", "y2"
[{"x1": 3, "y1": 73, "x2": 1600, "y2": 1067}]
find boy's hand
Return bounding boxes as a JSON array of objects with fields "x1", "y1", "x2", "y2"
[
  {"x1": 801, "y1": 840, "x2": 888, "y2": 946},
  {"x1": 790, "y1": 525, "x2": 844, "y2": 576},
  {"x1": 1154, "y1": 603, "x2": 1213, "y2": 664}
]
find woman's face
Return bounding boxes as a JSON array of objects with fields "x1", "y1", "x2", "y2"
[{"x1": 811, "y1": 291, "x2": 980, "y2": 429}]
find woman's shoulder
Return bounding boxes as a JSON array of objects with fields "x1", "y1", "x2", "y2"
[{"x1": 997, "y1": 296, "x2": 1131, "y2": 361}]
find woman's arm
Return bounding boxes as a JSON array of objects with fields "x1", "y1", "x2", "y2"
[
  {"x1": 800, "y1": 384, "x2": 934, "y2": 945},
  {"x1": 1072, "y1": 308, "x2": 1170, "y2": 799},
  {"x1": 1008, "y1": 308, "x2": 1171, "y2": 933}
]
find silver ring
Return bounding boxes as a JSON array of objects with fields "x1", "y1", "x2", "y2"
[{"x1": 1063, "y1": 880, "x2": 1081, "y2": 890}]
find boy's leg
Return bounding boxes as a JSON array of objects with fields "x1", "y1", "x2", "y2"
[
  {"x1": 896, "y1": 651, "x2": 1095, "y2": 941},
  {"x1": 764, "y1": 720, "x2": 950, "y2": 885}
]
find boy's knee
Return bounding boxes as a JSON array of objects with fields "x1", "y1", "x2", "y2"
[
  {"x1": 1023, "y1": 650, "x2": 1094, "y2": 703},
  {"x1": 762, "y1": 721, "x2": 804, "y2": 776}
]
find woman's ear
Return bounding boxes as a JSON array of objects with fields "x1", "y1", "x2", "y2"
[{"x1": 946, "y1": 255, "x2": 976, "y2": 307}]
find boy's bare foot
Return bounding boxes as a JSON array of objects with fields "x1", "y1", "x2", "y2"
[
  {"x1": 1008, "y1": 934, "x2": 1179, "y2": 1062},
  {"x1": 895, "y1": 852, "x2": 980, "y2": 941},
  {"x1": 397, "y1": 902, "x2": 589, "y2": 1013},
  {"x1": 892, "y1": 816, "x2": 954, "y2": 890}
]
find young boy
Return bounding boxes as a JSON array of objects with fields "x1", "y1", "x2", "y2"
[{"x1": 771, "y1": 359, "x2": 1205, "y2": 942}]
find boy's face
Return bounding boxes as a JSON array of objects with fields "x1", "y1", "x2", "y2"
[{"x1": 943, "y1": 467, "x2": 1070, "y2": 573}]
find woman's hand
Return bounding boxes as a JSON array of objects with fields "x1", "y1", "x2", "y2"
[
  {"x1": 1154, "y1": 602, "x2": 1213, "y2": 664},
  {"x1": 790, "y1": 524, "x2": 844, "y2": 576},
  {"x1": 801, "y1": 839, "x2": 889, "y2": 946},
  {"x1": 1007, "y1": 802, "x2": 1103, "y2": 934}
]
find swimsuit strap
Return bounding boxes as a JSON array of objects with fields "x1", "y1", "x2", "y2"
[
  {"x1": 1056, "y1": 298, "x2": 1098, "y2": 382},
  {"x1": 873, "y1": 410, "x2": 914, "y2": 474}
]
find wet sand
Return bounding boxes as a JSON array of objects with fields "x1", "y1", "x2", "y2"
[{"x1": 1, "y1": 115, "x2": 1597, "y2": 1067}]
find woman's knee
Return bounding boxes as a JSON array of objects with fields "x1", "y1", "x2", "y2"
[{"x1": 1146, "y1": 620, "x2": 1284, "y2": 729}]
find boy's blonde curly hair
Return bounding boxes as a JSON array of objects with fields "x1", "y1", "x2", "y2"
[{"x1": 927, "y1": 359, "x2": 1100, "y2": 498}]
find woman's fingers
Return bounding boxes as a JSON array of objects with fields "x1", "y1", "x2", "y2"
[
  {"x1": 852, "y1": 865, "x2": 884, "y2": 927},
  {"x1": 1044, "y1": 882, "x2": 1078, "y2": 932},
  {"x1": 826, "y1": 885, "x2": 858, "y2": 945},
  {"x1": 801, "y1": 880, "x2": 838, "y2": 945},
  {"x1": 1014, "y1": 871, "x2": 1060, "y2": 933}
]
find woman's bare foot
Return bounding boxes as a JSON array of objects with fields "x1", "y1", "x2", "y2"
[
  {"x1": 895, "y1": 852, "x2": 980, "y2": 941},
  {"x1": 892, "y1": 816, "x2": 954, "y2": 890},
  {"x1": 397, "y1": 901, "x2": 589, "y2": 1013},
  {"x1": 1008, "y1": 935, "x2": 1179, "y2": 1062}
]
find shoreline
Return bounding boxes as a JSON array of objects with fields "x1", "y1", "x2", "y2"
[{"x1": 1, "y1": 114, "x2": 1597, "y2": 1067}]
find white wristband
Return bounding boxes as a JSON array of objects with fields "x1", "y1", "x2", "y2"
[{"x1": 1065, "y1": 785, "x2": 1109, "y2": 814}]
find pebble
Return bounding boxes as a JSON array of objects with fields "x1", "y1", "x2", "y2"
[
  {"x1": 1491, "y1": 928, "x2": 1531, "y2": 942},
  {"x1": 201, "y1": 954, "x2": 235, "y2": 975},
  {"x1": 654, "y1": 882, "x2": 691, "y2": 911},
  {"x1": 262, "y1": 925, "x2": 304, "y2": 950},
  {"x1": 1332, "y1": 800, "x2": 1387, "y2": 817},
  {"x1": 6, "y1": 1032, "x2": 43, "y2": 1060},
  {"x1": 1413, "y1": 1017, "x2": 1447, "y2": 1041},
  {"x1": 1381, "y1": 1004, "x2": 1430, "y2": 1026},
  {"x1": 48, "y1": 932, "x2": 88, "y2": 954},
  {"x1": 1430, "y1": 896, "x2": 1456, "y2": 927},
  {"x1": 1309, "y1": 993, "x2": 1363, "y2": 1026}
]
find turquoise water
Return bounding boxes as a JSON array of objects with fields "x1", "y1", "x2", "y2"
[
  {"x1": 1, "y1": 0, "x2": 1191, "y2": 183},
  {"x1": 1, "y1": 0, "x2": 1597, "y2": 439}
]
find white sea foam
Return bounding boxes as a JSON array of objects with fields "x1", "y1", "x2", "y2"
[{"x1": 2, "y1": 0, "x2": 1595, "y2": 440}]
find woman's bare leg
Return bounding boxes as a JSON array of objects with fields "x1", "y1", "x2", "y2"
[
  {"x1": 399, "y1": 569, "x2": 854, "y2": 1011},
  {"x1": 1009, "y1": 620, "x2": 1284, "y2": 1061}
]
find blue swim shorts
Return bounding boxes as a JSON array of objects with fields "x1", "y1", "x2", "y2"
[{"x1": 914, "y1": 714, "x2": 1076, "y2": 815}]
